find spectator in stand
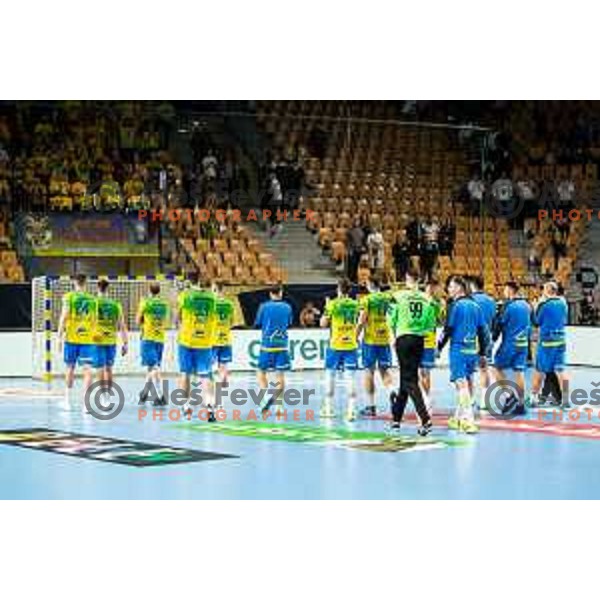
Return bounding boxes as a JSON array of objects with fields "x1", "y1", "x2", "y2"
[
  {"x1": 267, "y1": 171, "x2": 283, "y2": 237},
  {"x1": 528, "y1": 249, "x2": 541, "y2": 278},
  {"x1": 406, "y1": 216, "x2": 421, "y2": 255},
  {"x1": 392, "y1": 230, "x2": 411, "y2": 282},
  {"x1": 491, "y1": 172, "x2": 514, "y2": 203},
  {"x1": 346, "y1": 217, "x2": 367, "y2": 283},
  {"x1": 299, "y1": 302, "x2": 321, "y2": 328},
  {"x1": 366, "y1": 226, "x2": 385, "y2": 273},
  {"x1": 555, "y1": 213, "x2": 571, "y2": 241},
  {"x1": 285, "y1": 161, "x2": 305, "y2": 210},
  {"x1": 551, "y1": 225, "x2": 567, "y2": 270},
  {"x1": 202, "y1": 149, "x2": 218, "y2": 180},
  {"x1": 557, "y1": 178, "x2": 576, "y2": 204},
  {"x1": 438, "y1": 213, "x2": 455, "y2": 256},
  {"x1": 357, "y1": 256, "x2": 371, "y2": 286},
  {"x1": 420, "y1": 215, "x2": 440, "y2": 281},
  {"x1": 467, "y1": 172, "x2": 485, "y2": 204},
  {"x1": 99, "y1": 176, "x2": 121, "y2": 210},
  {"x1": 515, "y1": 176, "x2": 537, "y2": 203}
]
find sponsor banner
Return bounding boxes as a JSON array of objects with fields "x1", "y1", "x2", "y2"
[
  {"x1": 0, "y1": 428, "x2": 237, "y2": 467},
  {"x1": 6, "y1": 326, "x2": 600, "y2": 377},
  {"x1": 29, "y1": 214, "x2": 158, "y2": 257},
  {"x1": 177, "y1": 421, "x2": 468, "y2": 453}
]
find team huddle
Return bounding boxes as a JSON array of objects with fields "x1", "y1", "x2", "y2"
[{"x1": 58, "y1": 270, "x2": 569, "y2": 435}]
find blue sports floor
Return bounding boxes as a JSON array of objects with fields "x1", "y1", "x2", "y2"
[{"x1": 1, "y1": 368, "x2": 600, "y2": 499}]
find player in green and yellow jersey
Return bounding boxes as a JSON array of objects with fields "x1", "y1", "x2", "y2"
[
  {"x1": 136, "y1": 282, "x2": 170, "y2": 406},
  {"x1": 389, "y1": 269, "x2": 435, "y2": 434},
  {"x1": 320, "y1": 278, "x2": 362, "y2": 421},
  {"x1": 358, "y1": 275, "x2": 395, "y2": 417},
  {"x1": 177, "y1": 271, "x2": 217, "y2": 419},
  {"x1": 57, "y1": 274, "x2": 97, "y2": 406},
  {"x1": 212, "y1": 281, "x2": 237, "y2": 385},
  {"x1": 91, "y1": 279, "x2": 128, "y2": 388},
  {"x1": 419, "y1": 278, "x2": 446, "y2": 413}
]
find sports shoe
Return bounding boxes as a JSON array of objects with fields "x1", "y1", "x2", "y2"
[
  {"x1": 459, "y1": 419, "x2": 479, "y2": 434},
  {"x1": 388, "y1": 420, "x2": 401, "y2": 434},
  {"x1": 417, "y1": 421, "x2": 433, "y2": 437},
  {"x1": 138, "y1": 389, "x2": 150, "y2": 405},
  {"x1": 319, "y1": 403, "x2": 336, "y2": 419},
  {"x1": 207, "y1": 405, "x2": 217, "y2": 423},
  {"x1": 447, "y1": 416, "x2": 460, "y2": 430},
  {"x1": 501, "y1": 394, "x2": 519, "y2": 415},
  {"x1": 513, "y1": 403, "x2": 527, "y2": 416},
  {"x1": 345, "y1": 407, "x2": 357, "y2": 422},
  {"x1": 152, "y1": 395, "x2": 167, "y2": 407},
  {"x1": 358, "y1": 405, "x2": 377, "y2": 418}
]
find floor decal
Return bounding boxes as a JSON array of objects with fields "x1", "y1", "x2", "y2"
[
  {"x1": 176, "y1": 420, "x2": 468, "y2": 453},
  {"x1": 0, "y1": 428, "x2": 238, "y2": 467}
]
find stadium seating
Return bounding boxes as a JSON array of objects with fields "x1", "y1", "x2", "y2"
[
  {"x1": 256, "y1": 100, "x2": 523, "y2": 293},
  {"x1": 5, "y1": 102, "x2": 175, "y2": 212},
  {"x1": 168, "y1": 211, "x2": 288, "y2": 285},
  {"x1": 0, "y1": 211, "x2": 24, "y2": 282}
]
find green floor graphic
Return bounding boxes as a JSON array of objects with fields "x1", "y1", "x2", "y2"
[{"x1": 176, "y1": 420, "x2": 469, "y2": 453}]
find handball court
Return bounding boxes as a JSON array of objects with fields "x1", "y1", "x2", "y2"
[{"x1": 1, "y1": 368, "x2": 600, "y2": 500}]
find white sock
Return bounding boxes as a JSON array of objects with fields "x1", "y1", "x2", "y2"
[
  {"x1": 479, "y1": 386, "x2": 488, "y2": 409},
  {"x1": 366, "y1": 390, "x2": 375, "y2": 408},
  {"x1": 324, "y1": 371, "x2": 335, "y2": 408},
  {"x1": 458, "y1": 387, "x2": 473, "y2": 420},
  {"x1": 343, "y1": 371, "x2": 357, "y2": 413}
]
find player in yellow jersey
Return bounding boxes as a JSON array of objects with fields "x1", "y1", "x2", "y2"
[
  {"x1": 320, "y1": 278, "x2": 362, "y2": 421},
  {"x1": 177, "y1": 271, "x2": 217, "y2": 420},
  {"x1": 136, "y1": 282, "x2": 170, "y2": 406},
  {"x1": 212, "y1": 281, "x2": 237, "y2": 385},
  {"x1": 57, "y1": 274, "x2": 96, "y2": 407},
  {"x1": 91, "y1": 279, "x2": 128, "y2": 390},
  {"x1": 358, "y1": 275, "x2": 395, "y2": 417}
]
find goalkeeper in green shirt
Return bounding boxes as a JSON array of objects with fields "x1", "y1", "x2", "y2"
[{"x1": 389, "y1": 270, "x2": 435, "y2": 435}]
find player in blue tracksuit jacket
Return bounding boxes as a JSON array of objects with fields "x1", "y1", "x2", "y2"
[
  {"x1": 492, "y1": 281, "x2": 532, "y2": 415},
  {"x1": 529, "y1": 281, "x2": 569, "y2": 408},
  {"x1": 468, "y1": 276, "x2": 497, "y2": 410},
  {"x1": 437, "y1": 276, "x2": 491, "y2": 434},
  {"x1": 254, "y1": 283, "x2": 294, "y2": 414}
]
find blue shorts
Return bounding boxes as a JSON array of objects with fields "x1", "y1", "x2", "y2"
[
  {"x1": 92, "y1": 345, "x2": 117, "y2": 369},
  {"x1": 362, "y1": 343, "x2": 392, "y2": 370},
  {"x1": 494, "y1": 343, "x2": 528, "y2": 372},
  {"x1": 258, "y1": 349, "x2": 291, "y2": 372},
  {"x1": 449, "y1": 348, "x2": 479, "y2": 382},
  {"x1": 325, "y1": 348, "x2": 359, "y2": 371},
  {"x1": 64, "y1": 342, "x2": 94, "y2": 367},
  {"x1": 141, "y1": 340, "x2": 164, "y2": 368},
  {"x1": 178, "y1": 345, "x2": 214, "y2": 376},
  {"x1": 536, "y1": 344, "x2": 566, "y2": 374},
  {"x1": 213, "y1": 345, "x2": 233, "y2": 365},
  {"x1": 420, "y1": 348, "x2": 436, "y2": 369}
]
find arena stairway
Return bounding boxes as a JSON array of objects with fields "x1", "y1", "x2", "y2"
[{"x1": 248, "y1": 220, "x2": 339, "y2": 284}]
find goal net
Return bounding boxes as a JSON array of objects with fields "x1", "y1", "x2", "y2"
[{"x1": 31, "y1": 276, "x2": 185, "y2": 380}]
